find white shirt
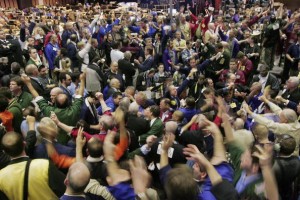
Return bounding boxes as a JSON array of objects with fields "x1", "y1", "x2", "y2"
[
  {"x1": 161, "y1": 111, "x2": 169, "y2": 122},
  {"x1": 110, "y1": 49, "x2": 124, "y2": 63},
  {"x1": 258, "y1": 72, "x2": 269, "y2": 92},
  {"x1": 150, "y1": 118, "x2": 157, "y2": 127}
]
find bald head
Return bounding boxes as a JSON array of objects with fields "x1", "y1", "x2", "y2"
[
  {"x1": 66, "y1": 162, "x2": 90, "y2": 194},
  {"x1": 1, "y1": 131, "x2": 24, "y2": 157},
  {"x1": 233, "y1": 118, "x2": 244, "y2": 130},
  {"x1": 55, "y1": 93, "x2": 69, "y2": 108},
  {"x1": 50, "y1": 87, "x2": 63, "y2": 103},
  {"x1": 280, "y1": 109, "x2": 298, "y2": 123},
  {"x1": 252, "y1": 124, "x2": 269, "y2": 141},
  {"x1": 25, "y1": 64, "x2": 39, "y2": 77},
  {"x1": 38, "y1": 117, "x2": 58, "y2": 140},
  {"x1": 165, "y1": 121, "x2": 178, "y2": 134}
]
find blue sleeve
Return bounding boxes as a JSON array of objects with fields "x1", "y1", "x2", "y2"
[
  {"x1": 113, "y1": 19, "x2": 120, "y2": 25},
  {"x1": 177, "y1": 78, "x2": 190, "y2": 97},
  {"x1": 159, "y1": 164, "x2": 172, "y2": 184},
  {"x1": 106, "y1": 99, "x2": 115, "y2": 111},
  {"x1": 197, "y1": 59, "x2": 211, "y2": 72},
  {"x1": 97, "y1": 27, "x2": 106, "y2": 44},
  {"x1": 107, "y1": 182, "x2": 136, "y2": 200},
  {"x1": 139, "y1": 58, "x2": 153, "y2": 72},
  {"x1": 287, "y1": 100, "x2": 298, "y2": 110},
  {"x1": 218, "y1": 29, "x2": 228, "y2": 41},
  {"x1": 28, "y1": 22, "x2": 36, "y2": 35},
  {"x1": 231, "y1": 40, "x2": 240, "y2": 58},
  {"x1": 61, "y1": 32, "x2": 69, "y2": 48},
  {"x1": 128, "y1": 25, "x2": 140, "y2": 33},
  {"x1": 97, "y1": 106, "x2": 102, "y2": 115}
]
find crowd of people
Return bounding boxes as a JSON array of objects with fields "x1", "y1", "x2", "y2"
[{"x1": 0, "y1": 0, "x2": 300, "y2": 199}]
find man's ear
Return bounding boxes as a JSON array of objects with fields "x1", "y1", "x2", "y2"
[
  {"x1": 200, "y1": 171, "x2": 207, "y2": 180},
  {"x1": 106, "y1": 176, "x2": 112, "y2": 186},
  {"x1": 64, "y1": 178, "x2": 69, "y2": 186}
]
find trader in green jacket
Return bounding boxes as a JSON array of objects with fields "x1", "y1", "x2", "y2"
[{"x1": 21, "y1": 73, "x2": 85, "y2": 145}]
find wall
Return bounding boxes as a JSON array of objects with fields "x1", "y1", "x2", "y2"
[
  {"x1": 275, "y1": 0, "x2": 300, "y2": 10},
  {"x1": 0, "y1": 0, "x2": 76, "y2": 9}
]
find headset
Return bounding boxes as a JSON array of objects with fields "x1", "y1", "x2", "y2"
[{"x1": 274, "y1": 134, "x2": 295, "y2": 154}]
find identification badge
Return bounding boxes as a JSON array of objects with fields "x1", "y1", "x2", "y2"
[
  {"x1": 142, "y1": 81, "x2": 145, "y2": 85},
  {"x1": 219, "y1": 58, "x2": 225, "y2": 64},
  {"x1": 171, "y1": 100, "x2": 176, "y2": 106},
  {"x1": 230, "y1": 102, "x2": 237, "y2": 108}
]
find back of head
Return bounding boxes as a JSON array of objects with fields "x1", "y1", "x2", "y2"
[
  {"x1": 67, "y1": 162, "x2": 91, "y2": 193},
  {"x1": 119, "y1": 97, "x2": 130, "y2": 113},
  {"x1": 276, "y1": 134, "x2": 296, "y2": 156},
  {"x1": 252, "y1": 124, "x2": 269, "y2": 141},
  {"x1": 38, "y1": 117, "x2": 58, "y2": 139},
  {"x1": 233, "y1": 118, "x2": 244, "y2": 130},
  {"x1": 165, "y1": 166, "x2": 198, "y2": 200},
  {"x1": 11, "y1": 62, "x2": 21, "y2": 74},
  {"x1": 25, "y1": 64, "x2": 38, "y2": 76},
  {"x1": 0, "y1": 87, "x2": 12, "y2": 100},
  {"x1": 165, "y1": 121, "x2": 178, "y2": 133},
  {"x1": 0, "y1": 95, "x2": 9, "y2": 112},
  {"x1": 55, "y1": 93, "x2": 70, "y2": 109},
  {"x1": 87, "y1": 137, "x2": 103, "y2": 158},
  {"x1": 185, "y1": 96, "x2": 195, "y2": 108},
  {"x1": 70, "y1": 34, "x2": 77, "y2": 42},
  {"x1": 282, "y1": 109, "x2": 298, "y2": 123},
  {"x1": 149, "y1": 105, "x2": 160, "y2": 118},
  {"x1": 173, "y1": 110, "x2": 184, "y2": 122},
  {"x1": 1, "y1": 131, "x2": 24, "y2": 157},
  {"x1": 100, "y1": 115, "x2": 114, "y2": 131},
  {"x1": 124, "y1": 51, "x2": 132, "y2": 60},
  {"x1": 129, "y1": 102, "x2": 139, "y2": 115}
]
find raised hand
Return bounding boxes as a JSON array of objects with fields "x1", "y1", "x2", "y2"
[
  {"x1": 161, "y1": 133, "x2": 175, "y2": 152},
  {"x1": 76, "y1": 126, "x2": 86, "y2": 148}
]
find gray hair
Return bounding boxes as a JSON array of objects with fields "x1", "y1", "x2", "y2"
[
  {"x1": 282, "y1": 109, "x2": 298, "y2": 123},
  {"x1": 128, "y1": 102, "x2": 139, "y2": 114},
  {"x1": 124, "y1": 51, "x2": 132, "y2": 60}
]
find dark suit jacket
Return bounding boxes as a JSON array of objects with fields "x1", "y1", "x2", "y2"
[
  {"x1": 251, "y1": 73, "x2": 280, "y2": 97},
  {"x1": 136, "y1": 72, "x2": 155, "y2": 91},
  {"x1": 24, "y1": 78, "x2": 49, "y2": 100},
  {"x1": 118, "y1": 58, "x2": 136, "y2": 87},
  {"x1": 126, "y1": 114, "x2": 150, "y2": 137},
  {"x1": 282, "y1": 88, "x2": 300, "y2": 104},
  {"x1": 139, "y1": 118, "x2": 164, "y2": 145},
  {"x1": 66, "y1": 42, "x2": 78, "y2": 69}
]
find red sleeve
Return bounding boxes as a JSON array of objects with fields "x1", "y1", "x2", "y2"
[
  {"x1": 190, "y1": 13, "x2": 198, "y2": 23},
  {"x1": 237, "y1": 71, "x2": 246, "y2": 85},
  {"x1": 114, "y1": 135, "x2": 129, "y2": 161},
  {"x1": 70, "y1": 129, "x2": 93, "y2": 141},
  {"x1": 50, "y1": 151, "x2": 76, "y2": 169},
  {"x1": 245, "y1": 61, "x2": 253, "y2": 76},
  {"x1": 213, "y1": 115, "x2": 222, "y2": 127},
  {"x1": 44, "y1": 32, "x2": 51, "y2": 47},
  {"x1": 190, "y1": 123, "x2": 199, "y2": 131},
  {"x1": 247, "y1": 15, "x2": 261, "y2": 28}
]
